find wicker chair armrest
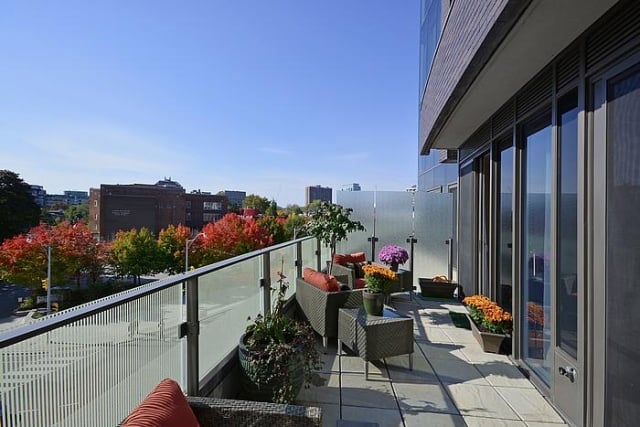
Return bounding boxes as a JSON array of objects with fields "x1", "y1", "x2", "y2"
[
  {"x1": 187, "y1": 396, "x2": 321, "y2": 427},
  {"x1": 330, "y1": 264, "x2": 356, "y2": 288}
]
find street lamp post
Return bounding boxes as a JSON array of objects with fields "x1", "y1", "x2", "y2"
[
  {"x1": 46, "y1": 244, "x2": 52, "y2": 315},
  {"x1": 185, "y1": 233, "x2": 205, "y2": 273}
]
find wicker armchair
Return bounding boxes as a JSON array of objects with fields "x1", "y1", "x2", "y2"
[
  {"x1": 296, "y1": 277, "x2": 364, "y2": 350},
  {"x1": 187, "y1": 396, "x2": 321, "y2": 427},
  {"x1": 330, "y1": 263, "x2": 365, "y2": 289}
]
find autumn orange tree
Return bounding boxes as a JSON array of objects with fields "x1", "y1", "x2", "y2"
[
  {"x1": 0, "y1": 221, "x2": 110, "y2": 289},
  {"x1": 192, "y1": 213, "x2": 273, "y2": 267}
]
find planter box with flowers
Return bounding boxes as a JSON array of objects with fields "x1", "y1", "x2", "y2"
[
  {"x1": 462, "y1": 295, "x2": 513, "y2": 354},
  {"x1": 419, "y1": 275, "x2": 458, "y2": 299}
]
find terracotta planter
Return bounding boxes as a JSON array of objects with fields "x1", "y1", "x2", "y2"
[
  {"x1": 465, "y1": 313, "x2": 507, "y2": 354},
  {"x1": 419, "y1": 279, "x2": 458, "y2": 299},
  {"x1": 363, "y1": 292, "x2": 385, "y2": 316}
]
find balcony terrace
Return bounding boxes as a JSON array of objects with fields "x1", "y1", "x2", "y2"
[{"x1": 0, "y1": 235, "x2": 566, "y2": 426}]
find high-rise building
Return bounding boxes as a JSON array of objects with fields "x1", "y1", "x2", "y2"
[
  {"x1": 30, "y1": 185, "x2": 46, "y2": 206},
  {"x1": 63, "y1": 191, "x2": 89, "y2": 205},
  {"x1": 305, "y1": 185, "x2": 332, "y2": 204},
  {"x1": 341, "y1": 183, "x2": 361, "y2": 192},
  {"x1": 418, "y1": 1, "x2": 640, "y2": 424}
]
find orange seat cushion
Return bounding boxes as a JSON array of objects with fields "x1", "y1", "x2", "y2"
[
  {"x1": 349, "y1": 252, "x2": 367, "y2": 263},
  {"x1": 333, "y1": 254, "x2": 348, "y2": 266},
  {"x1": 303, "y1": 268, "x2": 340, "y2": 292},
  {"x1": 121, "y1": 378, "x2": 200, "y2": 427}
]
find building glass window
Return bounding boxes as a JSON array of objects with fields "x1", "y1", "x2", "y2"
[
  {"x1": 186, "y1": 201, "x2": 191, "y2": 209},
  {"x1": 203, "y1": 213, "x2": 217, "y2": 223},
  {"x1": 419, "y1": 0, "x2": 442, "y2": 97},
  {"x1": 521, "y1": 114, "x2": 553, "y2": 385},
  {"x1": 557, "y1": 91, "x2": 579, "y2": 359},
  {"x1": 203, "y1": 201, "x2": 222, "y2": 210}
]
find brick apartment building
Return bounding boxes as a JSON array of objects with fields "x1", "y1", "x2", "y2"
[{"x1": 89, "y1": 178, "x2": 227, "y2": 240}]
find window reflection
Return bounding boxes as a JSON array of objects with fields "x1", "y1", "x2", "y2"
[{"x1": 522, "y1": 117, "x2": 553, "y2": 385}]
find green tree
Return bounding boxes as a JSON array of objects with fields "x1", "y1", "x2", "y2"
[
  {"x1": 0, "y1": 170, "x2": 40, "y2": 243},
  {"x1": 258, "y1": 216, "x2": 286, "y2": 244},
  {"x1": 284, "y1": 213, "x2": 309, "y2": 240},
  {"x1": 63, "y1": 202, "x2": 89, "y2": 223},
  {"x1": 158, "y1": 224, "x2": 192, "y2": 274},
  {"x1": 284, "y1": 204, "x2": 303, "y2": 215},
  {"x1": 110, "y1": 228, "x2": 161, "y2": 285},
  {"x1": 306, "y1": 202, "x2": 365, "y2": 274},
  {"x1": 265, "y1": 200, "x2": 278, "y2": 217},
  {"x1": 243, "y1": 194, "x2": 270, "y2": 213},
  {"x1": 304, "y1": 199, "x2": 323, "y2": 215}
]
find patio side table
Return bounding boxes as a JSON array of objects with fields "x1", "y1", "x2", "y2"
[{"x1": 338, "y1": 306, "x2": 414, "y2": 379}]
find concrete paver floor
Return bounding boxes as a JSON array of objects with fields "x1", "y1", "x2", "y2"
[{"x1": 296, "y1": 293, "x2": 567, "y2": 427}]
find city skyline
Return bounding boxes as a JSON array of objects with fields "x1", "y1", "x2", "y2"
[{"x1": 0, "y1": 1, "x2": 420, "y2": 206}]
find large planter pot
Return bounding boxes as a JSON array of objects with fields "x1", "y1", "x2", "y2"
[
  {"x1": 238, "y1": 333, "x2": 305, "y2": 402},
  {"x1": 419, "y1": 278, "x2": 458, "y2": 299},
  {"x1": 465, "y1": 313, "x2": 508, "y2": 354},
  {"x1": 363, "y1": 292, "x2": 385, "y2": 316}
]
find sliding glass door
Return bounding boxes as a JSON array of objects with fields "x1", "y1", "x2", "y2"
[{"x1": 521, "y1": 115, "x2": 553, "y2": 384}]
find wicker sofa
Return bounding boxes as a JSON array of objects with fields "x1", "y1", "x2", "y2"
[
  {"x1": 296, "y1": 273, "x2": 364, "y2": 350},
  {"x1": 120, "y1": 378, "x2": 322, "y2": 427},
  {"x1": 187, "y1": 396, "x2": 322, "y2": 426}
]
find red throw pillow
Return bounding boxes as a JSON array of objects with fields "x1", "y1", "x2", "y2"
[
  {"x1": 121, "y1": 378, "x2": 200, "y2": 427},
  {"x1": 349, "y1": 252, "x2": 366, "y2": 263},
  {"x1": 333, "y1": 254, "x2": 348, "y2": 266},
  {"x1": 354, "y1": 278, "x2": 366, "y2": 289},
  {"x1": 303, "y1": 268, "x2": 340, "y2": 292}
]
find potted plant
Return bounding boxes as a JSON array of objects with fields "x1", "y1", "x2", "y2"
[
  {"x1": 361, "y1": 264, "x2": 397, "y2": 316},
  {"x1": 306, "y1": 201, "x2": 365, "y2": 274},
  {"x1": 378, "y1": 244, "x2": 408, "y2": 272},
  {"x1": 419, "y1": 275, "x2": 459, "y2": 299},
  {"x1": 462, "y1": 295, "x2": 513, "y2": 353},
  {"x1": 239, "y1": 267, "x2": 321, "y2": 403}
]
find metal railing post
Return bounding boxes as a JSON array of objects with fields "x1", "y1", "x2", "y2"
[
  {"x1": 446, "y1": 238, "x2": 453, "y2": 282},
  {"x1": 296, "y1": 241, "x2": 303, "y2": 278},
  {"x1": 367, "y1": 236, "x2": 379, "y2": 262},
  {"x1": 262, "y1": 253, "x2": 271, "y2": 315},
  {"x1": 186, "y1": 276, "x2": 200, "y2": 396},
  {"x1": 316, "y1": 239, "x2": 322, "y2": 271},
  {"x1": 406, "y1": 236, "x2": 417, "y2": 299}
]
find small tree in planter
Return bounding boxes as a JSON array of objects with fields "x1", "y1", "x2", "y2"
[
  {"x1": 239, "y1": 264, "x2": 321, "y2": 403},
  {"x1": 306, "y1": 202, "x2": 365, "y2": 274}
]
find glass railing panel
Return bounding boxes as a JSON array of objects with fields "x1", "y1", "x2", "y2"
[
  {"x1": 375, "y1": 191, "x2": 415, "y2": 265},
  {"x1": 301, "y1": 238, "x2": 318, "y2": 271},
  {"x1": 414, "y1": 192, "x2": 453, "y2": 280},
  {"x1": 197, "y1": 257, "x2": 261, "y2": 381},
  {"x1": 336, "y1": 191, "x2": 375, "y2": 256},
  {"x1": 0, "y1": 284, "x2": 183, "y2": 427},
  {"x1": 269, "y1": 244, "x2": 298, "y2": 305}
]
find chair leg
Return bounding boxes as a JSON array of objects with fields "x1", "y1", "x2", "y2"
[{"x1": 323, "y1": 336, "x2": 328, "y2": 352}]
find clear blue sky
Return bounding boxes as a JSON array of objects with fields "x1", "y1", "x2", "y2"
[{"x1": 1, "y1": 1, "x2": 420, "y2": 206}]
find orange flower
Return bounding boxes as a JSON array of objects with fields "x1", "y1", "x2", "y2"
[{"x1": 463, "y1": 295, "x2": 512, "y2": 334}]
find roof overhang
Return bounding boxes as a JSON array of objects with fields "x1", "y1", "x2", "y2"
[{"x1": 423, "y1": 0, "x2": 618, "y2": 151}]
